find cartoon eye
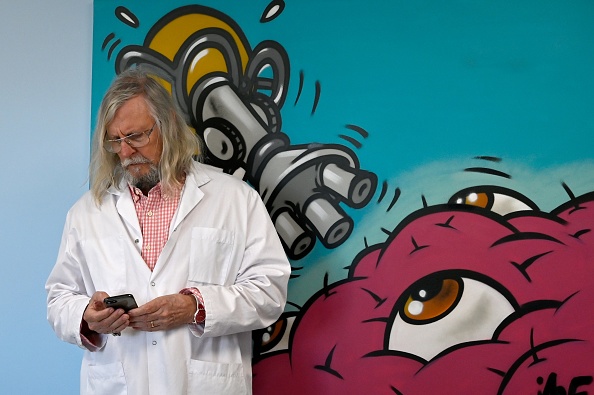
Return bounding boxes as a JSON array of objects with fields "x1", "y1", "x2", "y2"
[
  {"x1": 252, "y1": 313, "x2": 296, "y2": 358},
  {"x1": 389, "y1": 273, "x2": 515, "y2": 361},
  {"x1": 453, "y1": 192, "x2": 491, "y2": 209},
  {"x1": 448, "y1": 186, "x2": 538, "y2": 216},
  {"x1": 402, "y1": 277, "x2": 463, "y2": 324}
]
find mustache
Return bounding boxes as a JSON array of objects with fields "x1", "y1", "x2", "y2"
[{"x1": 121, "y1": 155, "x2": 152, "y2": 167}]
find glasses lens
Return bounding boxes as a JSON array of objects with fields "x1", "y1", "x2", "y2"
[
  {"x1": 103, "y1": 139, "x2": 120, "y2": 153},
  {"x1": 103, "y1": 124, "x2": 154, "y2": 153},
  {"x1": 126, "y1": 132, "x2": 149, "y2": 148}
]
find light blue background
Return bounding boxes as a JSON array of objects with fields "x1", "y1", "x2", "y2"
[{"x1": 0, "y1": 0, "x2": 92, "y2": 393}]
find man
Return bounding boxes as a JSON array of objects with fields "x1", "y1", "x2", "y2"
[{"x1": 46, "y1": 68, "x2": 291, "y2": 394}]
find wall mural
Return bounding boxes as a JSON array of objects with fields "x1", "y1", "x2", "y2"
[{"x1": 93, "y1": 1, "x2": 594, "y2": 393}]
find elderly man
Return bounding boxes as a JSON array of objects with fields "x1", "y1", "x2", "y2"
[{"x1": 46, "y1": 68, "x2": 290, "y2": 394}]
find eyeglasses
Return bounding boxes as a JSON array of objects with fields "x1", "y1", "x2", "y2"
[{"x1": 103, "y1": 121, "x2": 158, "y2": 153}]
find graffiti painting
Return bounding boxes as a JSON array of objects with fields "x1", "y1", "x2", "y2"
[{"x1": 92, "y1": 1, "x2": 594, "y2": 393}]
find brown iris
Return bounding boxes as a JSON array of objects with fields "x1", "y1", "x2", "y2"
[
  {"x1": 254, "y1": 318, "x2": 289, "y2": 355},
  {"x1": 402, "y1": 276, "x2": 463, "y2": 324},
  {"x1": 464, "y1": 192, "x2": 490, "y2": 208}
]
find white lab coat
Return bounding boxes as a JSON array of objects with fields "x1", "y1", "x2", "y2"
[{"x1": 46, "y1": 162, "x2": 290, "y2": 395}]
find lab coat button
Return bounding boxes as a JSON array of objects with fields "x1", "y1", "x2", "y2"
[
  {"x1": 151, "y1": 282, "x2": 156, "y2": 286},
  {"x1": 152, "y1": 341, "x2": 157, "y2": 345}
]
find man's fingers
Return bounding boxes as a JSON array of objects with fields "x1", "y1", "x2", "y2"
[
  {"x1": 110, "y1": 315, "x2": 130, "y2": 334},
  {"x1": 88, "y1": 308, "x2": 128, "y2": 334}
]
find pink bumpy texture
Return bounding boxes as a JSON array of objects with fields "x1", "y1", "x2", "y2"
[{"x1": 254, "y1": 192, "x2": 594, "y2": 394}]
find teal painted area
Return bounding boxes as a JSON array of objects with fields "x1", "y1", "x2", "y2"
[
  {"x1": 93, "y1": 1, "x2": 594, "y2": 169},
  {"x1": 91, "y1": 0, "x2": 594, "y2": 315},
  {"x1": 288, "y1": 157, "x2": 594, "y2": 307}
]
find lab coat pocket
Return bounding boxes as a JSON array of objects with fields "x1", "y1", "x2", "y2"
[
  {"x1": 189, "y1": 227, "x2": 235, "y2": 286},
  {"x1": 188, "y1": 359, "x2": 247, "y2": 394},
  {"x1": 86, "y1": 361, "x2": 127, "y2": 395}
]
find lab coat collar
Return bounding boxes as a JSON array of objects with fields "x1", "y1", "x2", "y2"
[
  {"x1": 104, "y1": 161, "x2": 212, "y2": 237},
  {"x1": 155, "y1": 162, "x2": 211, "y2": 277},
  {"x1": 107, "y1": 183, "x2": 141, "y2": 238},
  {"x1": 171, "y1": 162, "x2": 211, "y2": 232}
]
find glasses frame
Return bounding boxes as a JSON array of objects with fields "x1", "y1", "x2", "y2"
[{"x1": 103, "y1": 121, "x2": 158, "y2": 153}]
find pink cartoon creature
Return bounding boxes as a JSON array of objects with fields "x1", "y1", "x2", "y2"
[{"x1": 253, "y1": 186, "x2": 594, "y2": 394}]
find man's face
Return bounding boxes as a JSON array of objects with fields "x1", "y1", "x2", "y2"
[{"x1": 106, "y1": 95, "x2": 163, "y2": 182}]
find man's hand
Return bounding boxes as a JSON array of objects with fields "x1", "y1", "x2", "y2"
[
  {"x1": 83, "y1": 291, "x2": 131, "y2": 335},
  {"x1": 128, "y1": 294, "x2": 196, "y2": 331}
]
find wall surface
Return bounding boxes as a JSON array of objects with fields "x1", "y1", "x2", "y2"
[
  {"x1": 91, "y1": 1, "x2": 594, "y2": 394},
  {"x1": 0, "y1": 0, "x2": 92, "y2": 393},
  {"x1": 2, "y1": 0, "x2": 594, "y2": 394}
]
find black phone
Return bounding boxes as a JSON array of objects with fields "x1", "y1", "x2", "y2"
[{"x1": 104, "y1": 294, "x2": 138, "y2": 311}]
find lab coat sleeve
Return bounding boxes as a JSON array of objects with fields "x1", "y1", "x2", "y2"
[
  {"x1": 45, "y1": 210, "x2": 104, "y2": 350},
  {"x1": 197, "y1": 189, "x2": 291, "y2": 337}
]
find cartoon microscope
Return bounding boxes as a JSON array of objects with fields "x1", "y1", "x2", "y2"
[{"x1": 115, "y1": 6, "x2": 377, "y2": 259}]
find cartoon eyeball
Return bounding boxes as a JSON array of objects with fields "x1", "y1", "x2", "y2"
[
  {"x1": 449, "y1": 186, "x2": 538, "y2": 216},
  {"x1": 252, "y1": 312, "x2": 297, "y2": 360},
  {"x1": 388, "y1": 271, "x2": 516, "y2": 361}
]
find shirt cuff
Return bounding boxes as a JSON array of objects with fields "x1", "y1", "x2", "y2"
[
  {"x1": 80, "y1": 316, "x2": 106, "y2": 352},
  {"x1": 179, "y1": 287, "x2": 206, "y2": 335}
]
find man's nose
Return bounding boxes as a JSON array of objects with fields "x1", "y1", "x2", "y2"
[{"x1": 118, "y1": 140, "x2": 137, "y2": 157}]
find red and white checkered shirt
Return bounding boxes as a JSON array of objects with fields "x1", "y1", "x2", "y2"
[{"x1": 129, "y1": 183, "x2": 181, "y2": 271}]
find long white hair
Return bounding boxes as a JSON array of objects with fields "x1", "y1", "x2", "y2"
[{"x1": 89, "y1": 68, "x2": 202, "y2": 204}]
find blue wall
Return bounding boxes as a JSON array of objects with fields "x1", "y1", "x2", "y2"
[{"x1": 0, "y1": 1, "x2": 92, "y2": 393}]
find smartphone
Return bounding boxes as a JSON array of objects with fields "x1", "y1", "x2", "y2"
[{"x1": 104, "y1": 294, "x2": 138, "y2": 311}]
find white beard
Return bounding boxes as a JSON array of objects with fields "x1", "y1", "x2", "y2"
[{"x1": 119, "y1": 155, "x2": 160, "y2": 192}]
